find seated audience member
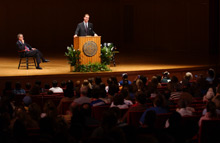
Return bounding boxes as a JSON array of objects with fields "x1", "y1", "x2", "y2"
[
  {"x1": 98, "y1": 82, "x2": 110, "y2": 104},
  {"x1": 203, "y1": 95, "x2": 220, "y2": 115},
  {"x1": 206, "y1": 68, "x2": 215, "y2": 84},
  {"x1": 138, "y1": 110, "x2": 157, "y2": 132},
  {"x1": 3, "y1": 81, "x2": 13, "y2": 96},
  {"x1": 91, "y1": 110, "x2": 126, "y2": 143},
  {"x1": 94, "y1": 76, "x2": 102, "y2": 86},
  {"x1": 147, "y1": 77, "x2": 160, "y2": 98},
  {"x1": 168, "y1": 76, "x2": 182, "y2": 100},
  {"x1": 176, "y1": 92, "x2": 195, "y2": 116},
  {"x1": 61, "y1": 81, "x2": 67, "y2": 89},
  {"x1": 82, "y1": 79, "x2": 92, "y2": 97},
  {"x1": 75, "y1": 80, "x2": 81, "y2": 98},
  {"x1": 35, "y1": 80, "x2": 44, "y2": 93},
  {"x1": 29, "y1": 84, "x2": 41, "y2": 95},
  {"x1": 122, "y1": 91, "x2": 148, "y2": 121},
  {"x1": 22, "y1": 95, "x2": 32, "y2": 111},
  {"x1": 119, "y1": 73, "x2": 132, "y2": 86},
  {"x1": 43, "y1": 83, "x2": 50, "y2": 93},
  {"x1": 110, "y1": 93, "x2": 129, "y2": 109},
  {"x1": 13, "y1": 82, "x2": 26, "y2": 95},
  {"x1": 203, "y1": 87, "x2": 215, "y2": 102},
  {"x1": 161, "y1": 71, "x2": 170, "y2": 83},
  {"x1": 49, "y1": 80, "x2": 63, "y2": 93},
  {"x1": 72, "y1": 86, "x2": 91, "y2": 106},
  {"x1": 57, "y1": 81, "x2": 75, "y2": 114},
  {"x1": 140, "y1": 94, "x2": 168, "y2": 124},
  {"x1": 25, "y1": 82, "x2": 31, "y2": 92},
  {"x1": 28, "y1": 103, "x2": 41, "y2": 124},
  {"x1": 90, "y1": 86, "x2": 105, "y2": 107},
  {"x1": 41, "y1": 100, "x2": 58, "y2": 118},
  {"x1": 120, "y1": 88, "x2": 133, "y2": 106},
  {"x1": 199, "y1": 101, "x2": 218, "y2": 126}
]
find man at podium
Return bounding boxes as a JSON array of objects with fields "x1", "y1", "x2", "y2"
[{"x1": 74, "y1": 14, "x2": 98, "y2": 38}]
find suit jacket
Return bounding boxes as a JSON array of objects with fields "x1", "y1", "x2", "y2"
[
  {"x1": 16, "y1": 40, "x2": 32, "y2": 51},
  {"x1": 75, "y1": 22, "x2": 96, "y2": 36}
]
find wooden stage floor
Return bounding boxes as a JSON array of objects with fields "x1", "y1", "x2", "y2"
[{"x1": 0, "y1": 56, "x2": 209, "y2": 77}]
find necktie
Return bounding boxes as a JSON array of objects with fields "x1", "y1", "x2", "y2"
[
  {"x1": 25, "y1": 45, "x2": 30, "y2": 51},
  {"x1": 85, "y1": 23, "x2": 88, "y2": 34}
]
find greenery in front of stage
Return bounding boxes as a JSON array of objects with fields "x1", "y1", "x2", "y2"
[
  {"x1": 101, "y1": 43, "x2": 114, "y2": 65},
  {"x1": 75, "y1": 62, "x2": 111, "y2": 72},
  {"x1": 65, "y1": 45, "x2": 81, "y2": 66},
  {"x1": 65, "y1": 44, "x2": 112, "y2": 72}
]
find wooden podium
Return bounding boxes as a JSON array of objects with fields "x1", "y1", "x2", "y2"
[{"x1": 74, "y1": 36, "x2": 101, "y2": 65}]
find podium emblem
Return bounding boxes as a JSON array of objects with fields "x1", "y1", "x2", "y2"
[{"x1": 83, "y1": 41, "x2": 98, "y2": 57}]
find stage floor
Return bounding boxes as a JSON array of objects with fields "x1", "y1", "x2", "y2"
[{"x1": 0, "y1": 55, "x2": 209, "y2": 77}]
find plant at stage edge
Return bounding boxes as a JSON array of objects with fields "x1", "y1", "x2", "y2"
[
  {"x1": 75, "y1": 62, "x2": 111, "y2": 72},
  {"x1": 65, "y1": 45, "x2": 81, "y2": 67},
  {"x1": 101, "y1": 43, "x2": 113, "y2": 65}
]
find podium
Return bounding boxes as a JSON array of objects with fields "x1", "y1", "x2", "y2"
[{"x1": 74, "y1": 36, "x2": 101, "y2": 65}]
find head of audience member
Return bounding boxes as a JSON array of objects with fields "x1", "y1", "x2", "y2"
[
  {"x1": 95, "y1": 76, "x2": 102, "y2": 85},
  {"x1": 52, "y1": 80, "x2": 58, "y2": 88},
  {"x1": 168, "y1": 112, "x2": 182, "y2": 129},
  {"x1": 88, "y1": 77, "x2": 94, "y2": 85},
  {"x1": 216, "y1": 85, "x2": 220, "y2": 96},
  {"x1": 30, "y1": 85, "x2": 41, "y2": 95},
  {"x1": 15, "y1": 82, "x2": 22, "y2": 90},
  {"x1": 43, "y1": 100, "x2": 58, "y2": 119},
  {"x1": 212, "y1": 95, "x2": 220, "y2": 110},
  {"x1": 35, "y1": 80, "x2": 42, "y2": 87},
  {"x1": 178, "y1": 92, "x2": 193, "y2": 108},
  {"x1": 111, "y1": 76, "x2": 118, "y2": 85},
  {"x1": 44, "y1": 83, "x2": 50, "y2": 90},
  {"x1": 120, "y1": 88, "x2": 130, "y2": 100},
  {"x1": 140, "y1": 75, "x2": 148, "y2": 85},
  {"x1": 25, "y1": 82, "x2": 31, "y2": 91},
  {"x1": 153, "y1": 94, "x2": 166, "y2": 108},
  {"x1": 136, "y1": 78, "x2": 144, "y2": 91},
  {"x1": 4, "y1": 81, "x2": 12, "y2": 91},
  {"x1": 80, "y1": 103, "x2": 92, "y2": 117},
  {"x1": 109, "y1": 107, "x2": 121, "y2": 121},
  {"x1": 75, "y1": 80, "x2": 81, "y2": 97},
  {"x1": 207, "y1": 68, "x2": 215, "y2": 79},
  {"x1": 80, "y1": 86, "x2": 88, "y2": 97},
  {"x1": 112, "y1": 94, "x2": 125, "y2": 106},
  {"x1": 91, "y1": 86, "x2": 100, "y2": 99},
  {"x1": 185, "y1": 72, "x2": 193, "y2": 81},
  {"x1": 101, "y1": 110, "x2": 118, "y2": 130},
  {"x1": 135, "y1": 91, "x2": 147, "y2": 105},
  {"x1": 171, "y1": 76, "x2": 179, "y2": 83},
  {"x1": 122, "y1": 73, "x2": 128, "y2": 80},
  {"x1": 107, "y1": 78, "x2": 113, "y2": 86},
  {"x1": 23, "y1": 96, "x2": 32, "y2": 107},
  {"x1": 108, "y1": 84, "x2": 119, "y2": 96},
  {"x1": 144, "y1": 110, "x2": 157, "y2": 128},
  {"x1": 151, "y1": 76, "x2": 159, "y2": 86},
  {"x1": 163, "y1": 71, "x2": 170, "y2": 78},
  {"x1": 28, "y1": 103, "x2": 41, "y2": 122},
  {"x1": 82, "y1": 79, "x2": 92, "y2": 89},
  {"x1": 61, "y1": 81, "x2": 66, "y2": 89},
  {"x1": 206, "y1": 101, "x2": 217, "y2": 118},
  {"x1": 64, "y1": 80, "x2": 74, "y2": 98}
]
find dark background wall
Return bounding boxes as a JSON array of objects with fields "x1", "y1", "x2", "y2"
[{"x1": 0, "y1": 0, "x2": 219, "y2": 64}]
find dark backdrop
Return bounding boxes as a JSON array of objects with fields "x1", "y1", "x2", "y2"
[{"x1": 0, "y1": 0, "x2": 219, "y2": 64}]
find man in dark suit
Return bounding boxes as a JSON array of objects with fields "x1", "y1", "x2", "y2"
[
  {"x1": 16, "y1": 34, "x2": 49, "y2": 69},
  {"x1": 74, "y1": 14, "x2": 98, "y2": 37}
]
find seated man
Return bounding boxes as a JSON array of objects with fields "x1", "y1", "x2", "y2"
[{"x1": 16, "y1": 33, "x2": 49, "y2": 69}]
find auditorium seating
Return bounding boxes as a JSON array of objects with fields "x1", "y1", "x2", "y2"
[
  {"x1": 59, "y1": 100, "x2": 73, "y2": 115},
  {"x1": 127, "y1": 111, "x2": 145, "y2": 127},
  {"x1": 199, "y1": 119, "x2": 220, "y2": 143}
]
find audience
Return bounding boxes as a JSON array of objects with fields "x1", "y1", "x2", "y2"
[
  {"x1": 49, "y1": 80, "x2": 64, "y2": 93},
  {"x1": 13, "y1": 82, "x2": 26, "y2": 95},
  {"x1": 0, "y1": 69, "x2": 220, "y2": 143}
]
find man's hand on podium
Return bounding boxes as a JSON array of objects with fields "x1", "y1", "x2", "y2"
[
  {"x1": 94, "y1": 34, "x2": 98, "y2": 37},
  {"x1": 74, "y1": 35, "x2": 78, "y2": 38}
]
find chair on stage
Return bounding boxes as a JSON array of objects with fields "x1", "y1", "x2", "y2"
[{"x1": 18, "y1": 50, "x2": 37, "y2": 69}]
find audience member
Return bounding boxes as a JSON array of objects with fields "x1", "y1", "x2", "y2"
[{"x1": 49, "y1": 80, "x2": 63, "y2": 93}]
